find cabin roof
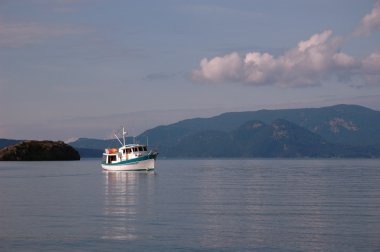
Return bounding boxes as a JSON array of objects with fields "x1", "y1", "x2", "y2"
[{"x1": 121, "y1": 143, "x2": 146, "y2": 149}]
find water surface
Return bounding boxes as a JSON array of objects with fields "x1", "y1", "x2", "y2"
[{"x1": 0, "y1": 159, "x2": 379, "y2": 251}]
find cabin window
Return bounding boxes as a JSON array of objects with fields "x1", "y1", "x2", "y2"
[
  {"x1": 126, "y1": 148, "x2": 131, "y2": 154},
  {"x1": 133, "y1": 147, "x2": 138, "y2": 152},
  {"x1": 138, "y1": 146, "x2": 143, "y2": 151},
  {"x1": 143, "y1": 146, "x2": 147, "y2": 151},
  {"x1": 108, "y1": 155, "x2": 117, "y2": 163}
]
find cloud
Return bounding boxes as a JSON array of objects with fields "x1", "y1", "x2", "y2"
[
  {"x1": 192, "y1": 52, "x2": 243, "y2": 82},
  {"x1": 354, "y1": 2, "x2": 380, "y2": 36},
  {"x1": 193, "y1": 30, "x2": 363, "y2": 87},
  {"x1": 192, "y1": 3, "x2": 380, "y2": 88},
  {"x1": 0, "y1": 21, "x2": 88, "y2": 48}
]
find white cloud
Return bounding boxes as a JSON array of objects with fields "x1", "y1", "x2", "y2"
[
  {"x1": 354, "y1": 2, "x2": 380, "y2": 36},
  {"x1": 192, "y1": 52, "x2": 242, "y2": 82},
  {"x1": 192, "y1": 30, "x2": 362, "y2": 87},
  {"x1": 297, "y1": 30, "x2": 333, "y2": 52},
  {"x1": 333, "y1": 53, "x2": 357, "y2": 68},
  {"x1": 192, "y1": 2, "x2": 380, "y2": 88}
]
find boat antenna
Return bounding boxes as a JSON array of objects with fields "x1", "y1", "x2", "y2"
[
  {"x1": 122, "y1": 127, "x2": 127, "y2": 146},
  {"x1": 114, "y1": 127, "x2": 127, "y2": 146}
]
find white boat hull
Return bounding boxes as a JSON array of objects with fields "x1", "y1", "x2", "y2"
[{"x1": 102, "y1": 157, "x2": 156, "y2": 171}]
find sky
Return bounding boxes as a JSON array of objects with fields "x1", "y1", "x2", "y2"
[{"x1": 1, "y1": 0, "x2": 380, "y2": 140}]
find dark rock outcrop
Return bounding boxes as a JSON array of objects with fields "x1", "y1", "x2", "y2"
[{"x1": 0, "y1": 140, "x2": 80, "y2": 161}]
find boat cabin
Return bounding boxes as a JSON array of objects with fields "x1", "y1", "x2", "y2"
[{"x1": 102, "y1": 144, "x2": 149, "y2": 164}]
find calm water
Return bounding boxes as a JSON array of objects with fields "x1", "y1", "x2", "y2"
[{"x1": 0, "y1": 159, "x2": 379, "y2": 251}]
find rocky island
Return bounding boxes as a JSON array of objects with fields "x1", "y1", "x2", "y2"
[{"x1": 0, "y1": 140, "x2": 80, "y2": 161}]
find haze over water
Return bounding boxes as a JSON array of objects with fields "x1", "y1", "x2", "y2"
[{"x1": 0, "y1": 159, "x2": 379, "y2": 251}]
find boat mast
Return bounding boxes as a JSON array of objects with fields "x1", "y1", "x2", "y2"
[
  {"x1": 114, "y1": 127, "x2": 127, "y2": 147},
  {"x1": 122, "y1": 127, "x2": 126, "y2": 146}
]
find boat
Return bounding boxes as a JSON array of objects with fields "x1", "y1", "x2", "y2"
[{"x1": 101, "y1": 127, "x2": 158, "y2": 171}]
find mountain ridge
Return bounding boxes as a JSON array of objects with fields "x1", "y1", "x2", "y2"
[
  {"x1": 141, "y1": 104, "x2": 380, "y2": 147},
  {"x1": 2, "y1": 104, "x2": 380, "y2": 158}
]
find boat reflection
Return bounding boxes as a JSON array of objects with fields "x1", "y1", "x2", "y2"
[{"x1": 102, "y1": 170, "x2": 156, "y2": 240}]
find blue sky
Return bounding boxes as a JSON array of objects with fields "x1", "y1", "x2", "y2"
[{"x1": 1, "y1": 0, "x2": 380, "y2": 140}]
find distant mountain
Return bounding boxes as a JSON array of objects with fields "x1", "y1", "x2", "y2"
[
  {"x1": 2, "y1": 104, "x2": 380, "y2": 158},
  {"x1": 74, "y1": 148, "x2": 103, "y2": 158},
  {"x1": 69, "y1": 138, "x2": 121, "y2": 150},
  {"x1": 156, "y1": 119, "x2": 378, "y2": 158},
  {"x1": 142, "y1": 104, "x2": 380, "y2": 148},
  {"x1": 133, "y1": 104, "x2": 380, "y2": 158},
  {"x1": 0, "y1": 139, "x2": 22, "y2": 149},
  {"x1": 160, "y1": 119, "x2": 327, "y2": 157},
  {"x1": 233, "y1": 119, "x2": 333, "y2": 158}
]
